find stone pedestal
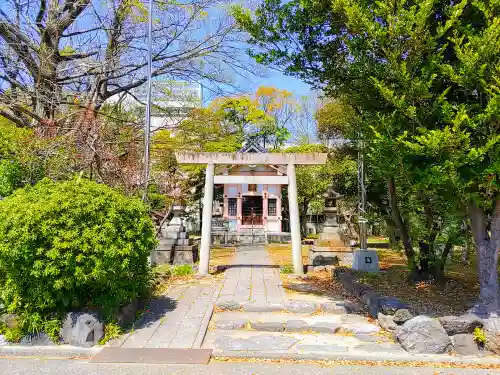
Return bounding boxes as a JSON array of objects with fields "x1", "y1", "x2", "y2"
[
  {"x1": 155, "y1": 206, "x2": 199, "y2": 266},
  {"x1": 352, "y1": 249, "x2": 380, "y2": 272}
]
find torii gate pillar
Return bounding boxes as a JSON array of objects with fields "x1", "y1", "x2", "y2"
[
  {"x1": 287, "y1": 163, "x2": 303, "y2": 275},
  {"x1": 199, "y1": 162, "x2": 214, "y2": 275}
]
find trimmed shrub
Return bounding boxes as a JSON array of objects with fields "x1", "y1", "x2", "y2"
[{"x1": 0, "y1": 178, "x2": 157, "y2": 317}]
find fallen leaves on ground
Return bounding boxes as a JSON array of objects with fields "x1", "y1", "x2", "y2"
[{"x1": 212, "y1": 356, "x2": 500, "y2": 369}]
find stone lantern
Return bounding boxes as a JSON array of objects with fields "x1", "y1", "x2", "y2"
[
  {"x1": 320, "y1": 184, "x2": 343, "y2": 244},
  {"x1": 154, "y1": 205, "x2": 199, "y2": 266}
]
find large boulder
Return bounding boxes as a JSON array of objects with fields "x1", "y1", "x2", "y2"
[
  {"x1": 439, "y1": 315, "x2": 483, "y2": 335},
  {"x1": 378, "y1": 313, "x2": 397, "y2": 331},
  {"x1": 0, "y1": 314, "x2": 18, "y2": 329},
  {"x1": 61, "y1": 311, "x2": 104, "y2": 347},
  {"x1": 396, "y1": 316, "x2": 452, "y2": 354},
  {"x1": 453, "y1": 334, "x2": 480, "y2": 356},
  {"x1": 393, "y1": 309, "x2": 414, "y2": 325},
  {"x1": 483, "y1": 317, "x2": 500, "y2": 354}
]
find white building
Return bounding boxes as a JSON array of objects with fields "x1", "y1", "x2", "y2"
[{"x1": 109, "y1": 80, "x2": 203, "y2": 131}]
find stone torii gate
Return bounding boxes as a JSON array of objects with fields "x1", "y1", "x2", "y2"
[{"x1": 175, "y1": 152, "x2": 328, "y2": 276}]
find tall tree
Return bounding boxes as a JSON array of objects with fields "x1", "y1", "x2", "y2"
[
  {"x1": 235, "y1": 0, "x2": 500, "y2": 312},
  {"x1": 0, "y1": 0, "x2": 257, "y2": 131}
]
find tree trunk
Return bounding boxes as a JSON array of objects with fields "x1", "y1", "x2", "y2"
[
  {"x1": 387, "y1": 177, "x2": 416, "y2": 274},
  {"x1": 300, "y1": 200, "x2": 309, "y2": 237},
  {"x1": 385, "y1": 217, "x2": 398, "y2": 249},
  {"x1": 469, "y1": 199, "x2": 500, "y2": 316}
]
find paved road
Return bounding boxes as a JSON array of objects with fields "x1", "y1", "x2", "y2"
[{"x1": 0, "y1": 358, "x2": 498, "y2": 375}]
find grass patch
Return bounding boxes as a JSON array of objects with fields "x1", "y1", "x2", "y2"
[
  {"x1": 210, "y1": 247, "x2": 236, "y2": 267},
  {"x1": 267, "y1": 244, "x2": 310, "y2": 265}
]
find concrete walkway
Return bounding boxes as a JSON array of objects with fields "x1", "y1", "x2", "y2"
[
  {"x1": 113, "y1": 281, "x2": 218, "y2": 349},
  {"x1": 218, "y1": 245, "x2": 285, "y2": 308}
]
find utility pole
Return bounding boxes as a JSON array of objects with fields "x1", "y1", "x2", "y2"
[
  {"x1": 142, "y1": 0, "x2": 154, "y2": 202},
  {"x1": 358, "y1": 137, "x2": 368, "y2": 250}
]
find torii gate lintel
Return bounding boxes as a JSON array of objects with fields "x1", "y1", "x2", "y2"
[{"x1": 175, "y1": 152, "x2": 328, "y2": 276}]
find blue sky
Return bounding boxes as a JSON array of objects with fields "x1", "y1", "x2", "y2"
[{"x1": 251, "y1": 70, "x2": 313, "y2": 97}]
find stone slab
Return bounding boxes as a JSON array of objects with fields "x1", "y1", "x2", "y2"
[
  {"x1": 310, "y1": 323, "x2": 339, "y2": 334},
  {"x1": 215, "y1": 320, "x2": 248, "y2": 330},
  {"x1": 91, "y1": 348, "x2": 212, "y2": 364},
  {"x1": 320, "y1": 302, "x2": 348, "y2": 314},
  {"x1": 214, "y1": 335, "x2": 298, "y2": 351},
  {"x1": 285, "y1": 301, "x2": 318, "y2": 314},
  {"x1": 251, "y1": 322, "x2": 284, "y2": 332},
  {"x1": 285, "y1": 320, "x2": 310, "y2": 333}
]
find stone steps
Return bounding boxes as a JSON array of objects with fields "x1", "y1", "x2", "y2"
[
  {"x1": 215, "y1": 299, "x2": 358, "y2": 314},
  {"x1": 202, "y1": 329, "x2": 402, "y2": 357},
  {"x1": 211, "y1": 311, "x2": 381, "y2": 335}
]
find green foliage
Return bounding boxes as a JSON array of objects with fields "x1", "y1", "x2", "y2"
[
  {"x1": 43, "y1": 318, "x2": 61, "y2": 343},
  {"x1": 474, "y1": 327, "x2": 486, "y2": 345},
  {"x1": 98, "y1": 321, "x2": 122, "y2": 345},
  {"x1": 280, "y1": 265, "x2": 293, "y2": 274},
  {"x1": 156, "y1": 264, "x2": 194, "y2": 277},
  {"x1": 0, "y1": 178, "x2": 157, "y2": 317},
  {"x1": 0, "y1": 160, "x2": 22, "y2": 197},
  {"x1": 3, "y1": 326, "x2": 22, "y2": 343},
  {"x1": 234, "y1": 0, "x2": 500, "y2": 280}
]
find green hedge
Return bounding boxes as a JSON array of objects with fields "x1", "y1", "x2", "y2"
[{"x1": 0, "y1": 178, "x2": 157, "y2": 316}]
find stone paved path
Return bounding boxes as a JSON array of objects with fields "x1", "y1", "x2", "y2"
[
  {"x1": 204, "y1": 244, "x2": 395, "y2": 358},
  {"x1": 218, "y1": 245, "x2": 285, "y2": 308},
  {"x1": 115, "y1": 281, "x2": 218, "y2": 349}
]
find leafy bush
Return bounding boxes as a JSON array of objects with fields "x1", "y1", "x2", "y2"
[
  {"x1": 280, "y1": 265, "x2": 293, "y2": 274},
  {"x1": 0, "y1": 178, "x2": 157, "y2": 317},
  {"x1": 474, "y1": 327, "x2": 486, "y2": 345}
]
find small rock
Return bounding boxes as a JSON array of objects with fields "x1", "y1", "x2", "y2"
[
  {"x1": 285, "y1": 301, "x2": 318, "y2": 314},
  {"x1": 285, "y1": 320, "x2": 310, "y2": 333},
  {"x1": 20, "y1": 332, "x2": 55, "y2": 346},
  {"x1": 343, "y1": 301, "x2": 364, "y2": 314},
  {"x1": 310, "y1": 323, "x2": 340, "y2": 334},
  {"x1": 353, "y1": 283, "x2": 370, "y2": 298},
  {"x1": 393, "y1": 309, "x2": 414, "y2": 325},
  {"x1": 360, "y1": 291, "x2": 381, "y2": 318},
  {"x1": 0, "y1": 314, "x2": 18, "y2": 329},
  {"x1": 483, "y1": 317, "x2": 500, "y2": 354},
  {"x1": 116, "y1": 299, "x2": 139, "y2": 328},
  {"x1": 439, "y1": 315, "x2": 483, "y2": 335},
  {"x1": 379, "y1": 297, "x2": 409, "y2": 315},
  {"x1": 378, "y1": 313, "x2": 397, "y2": 331},
  {"x1": 321, "y1": 302, "x2": 348, "y2": 314},
  {"x1": 396, "y1": 316, "x2": 452, "y2": 354},
  {"x1": 61, "y1": 311, "x2": 104, "y2": 348},
  {"x1": 453, "y1": 334, "x2": 480, "y2": 356},
  {"x1": 216, "y1": 300, "x2": 241, "y2": 311},
  {"x1": 215, "y1": 319, "x2": 248, "y2": 330},
  {"x1": 251, "y1": 321, "x2": 284, "y2": 332}
]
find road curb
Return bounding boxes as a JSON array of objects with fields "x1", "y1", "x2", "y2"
[
  {"x1": 0, "y1": 345, "x2": 102, "y2": 358},
  {"x1": 212, "y1": 349, "x2": 500, "y2": 365}
]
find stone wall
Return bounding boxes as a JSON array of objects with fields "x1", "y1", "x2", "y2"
[{"x1": 333, "y1": 268, "x2": 489, "y2": 356}]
